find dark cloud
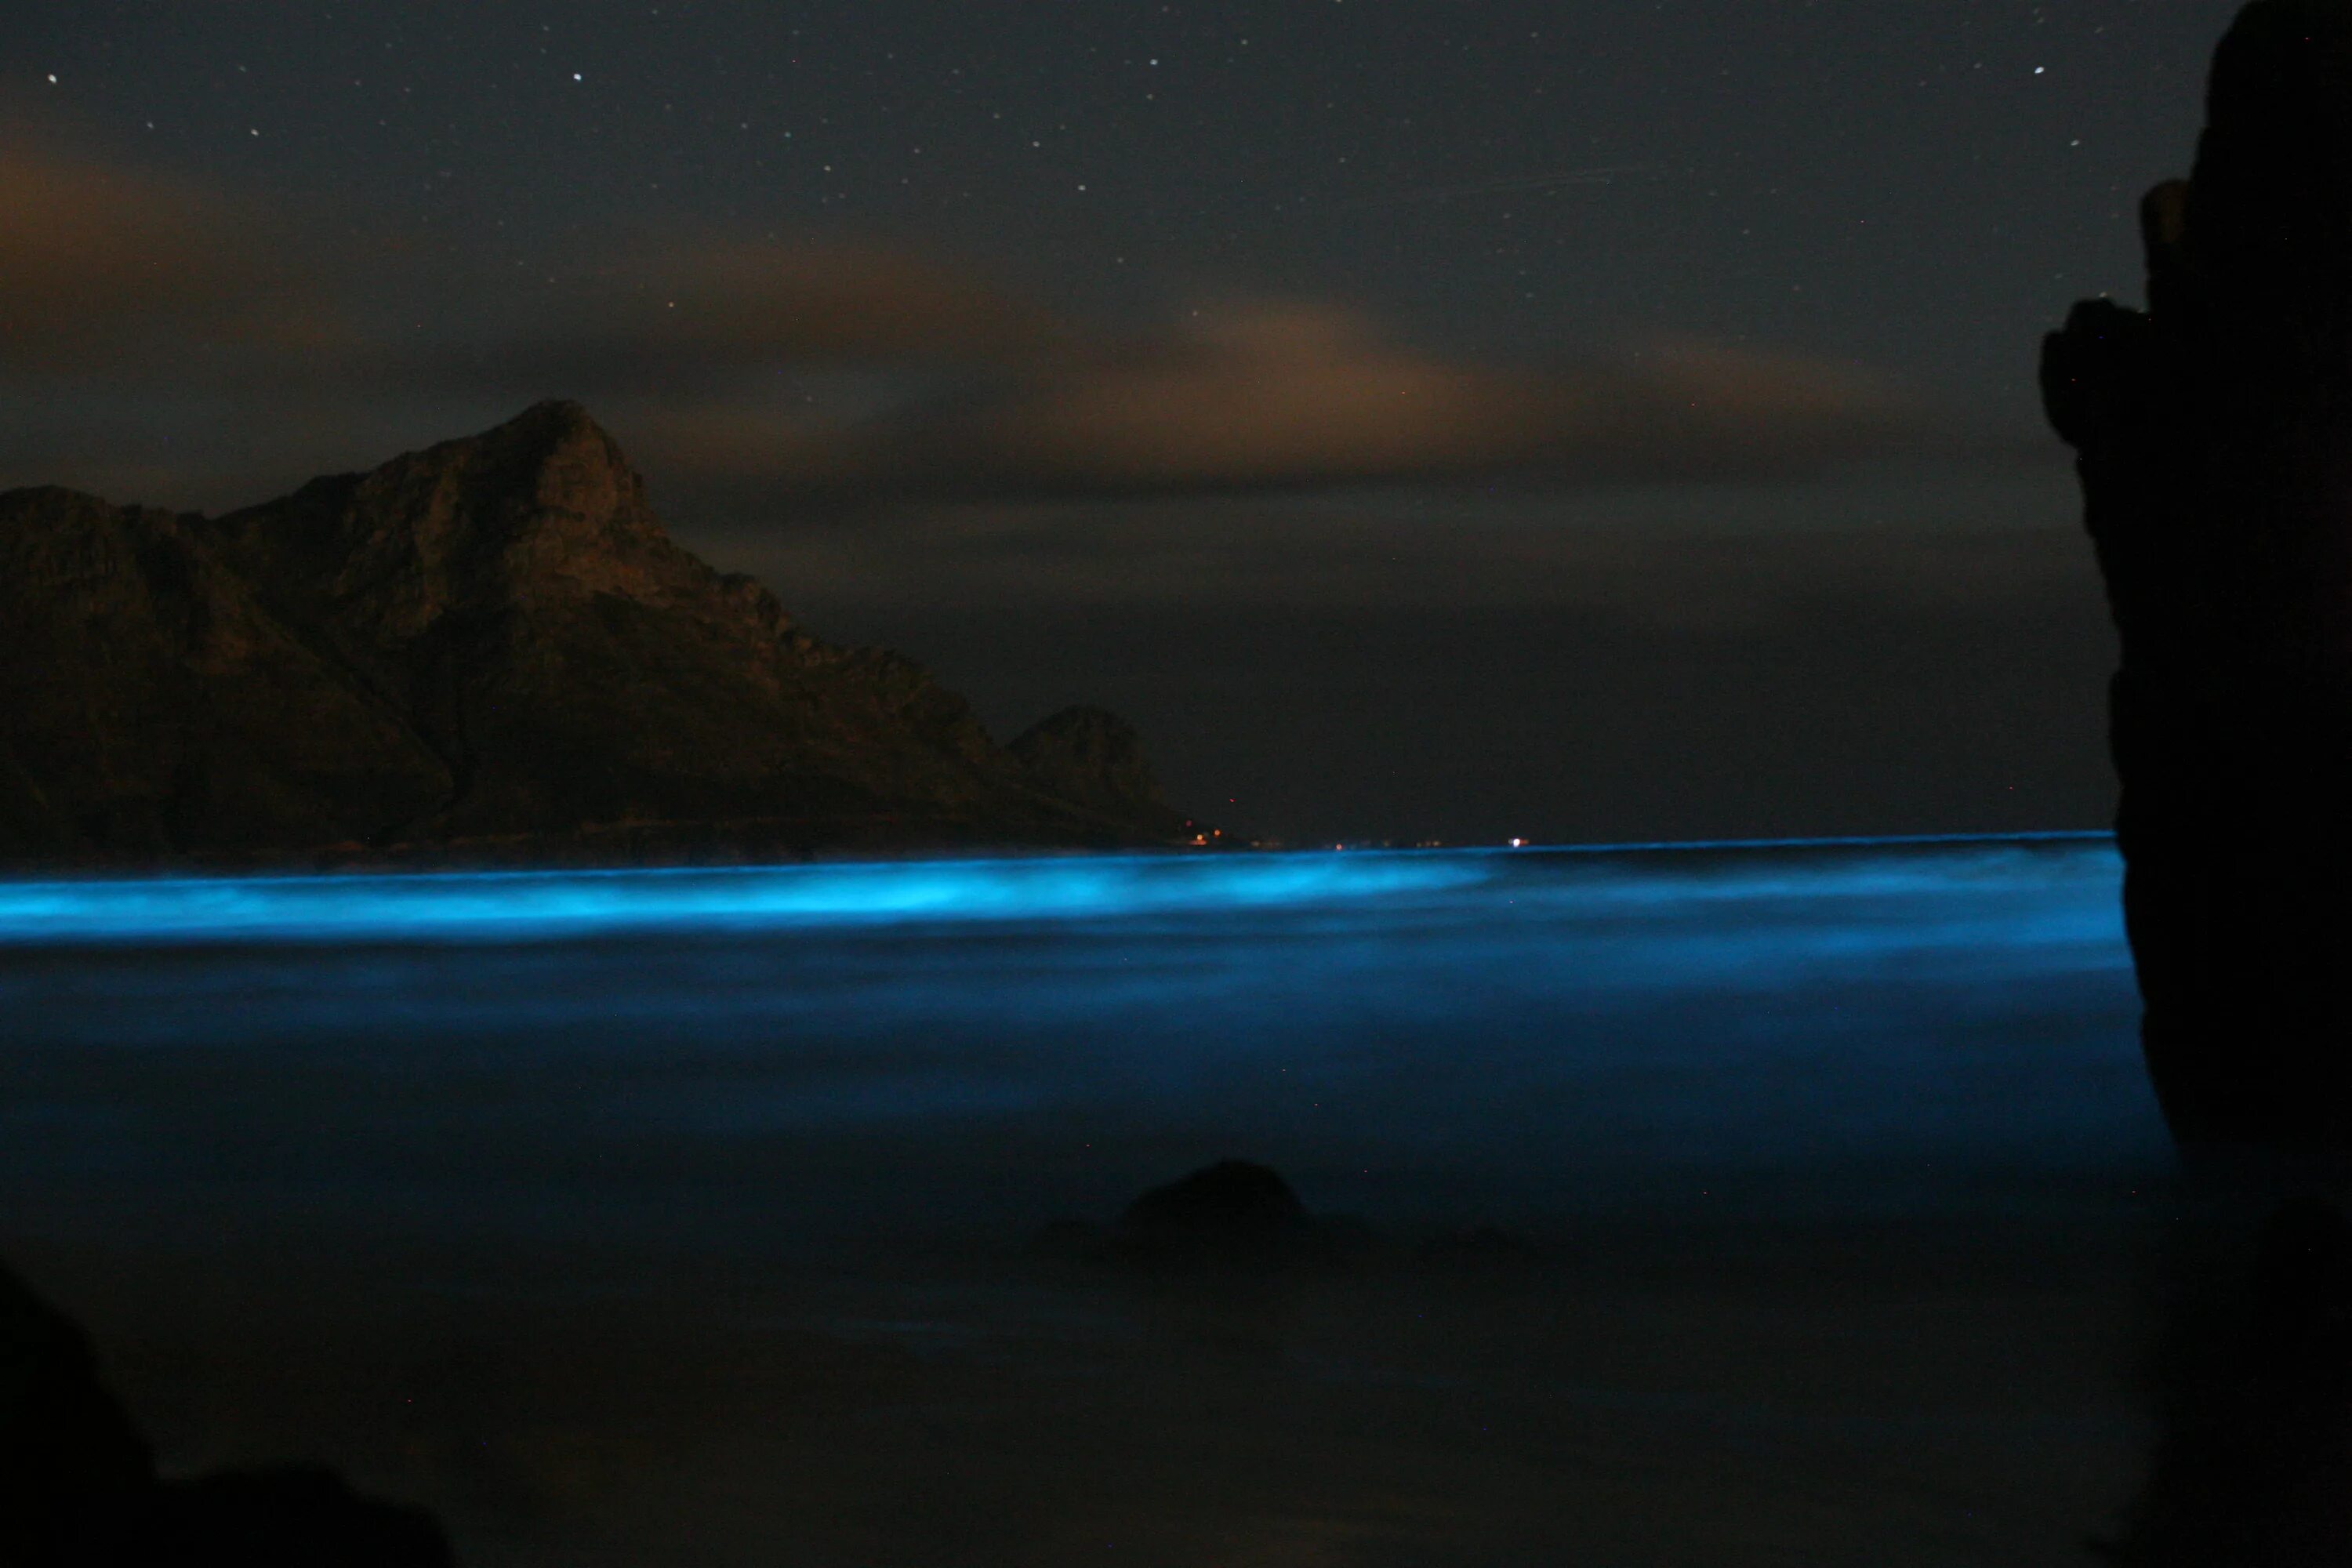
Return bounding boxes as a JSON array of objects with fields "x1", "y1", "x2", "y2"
[
  {"x1": 427, "y1": 241, "x2": 1069, "y2": 404},
  {"x1": 856, "y1": 303, "x2": 1563, "y2": 495},
  {"x1": 608, "y1": 242, "x2": 1067, "y2": 368},
  {"x1": 0, "y1": 140, "x2": 1936, "y2": 517},
  {"x1": 681, "y1": 460, "x2": 2084, "y2": 621},
  {"x1": 634, "y1": 303, "x2": 1935, "y2": 505},
  {"x1": 0, "y1": 146, "x2": 332, "y2": 372}
]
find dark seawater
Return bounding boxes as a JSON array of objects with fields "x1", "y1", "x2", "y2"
[{"x1": 0, "y1": 837, "x2": 2178, "y2": 1565}]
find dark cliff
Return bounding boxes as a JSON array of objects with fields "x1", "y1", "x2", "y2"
[
  {"x1": 1008, "y1": 705, "x2": 1192, "y2": 839},
  {"x1": 2042, "y1": 0, "x2": 2352, "y2": 1146},
  {"x1": 0, "y1": 401, "x2": 1194, "y2": 866}
]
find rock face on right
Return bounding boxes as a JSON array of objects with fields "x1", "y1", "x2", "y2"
[{"x1": 2043, "y1": 1, "x2": 2352, "y2": 1145}]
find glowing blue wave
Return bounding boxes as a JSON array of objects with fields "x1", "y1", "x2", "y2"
[
  {"x1": 0, "y1": 851, "x2": 1497, "y2": 946},
  {"x1": 0, "y1": 835, "x2": 2122, "y2": 950}
]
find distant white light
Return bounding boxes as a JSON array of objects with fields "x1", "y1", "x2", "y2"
[
  {"x1": 1509, "y1": 838, "x2": 1526, "y2": 848},
  {"x1": 2034, "y1": 66, "x2": 2045, "y2": 74},
  {"x1": 47, "y1": 73, "x2": 57, "y2": 84},
  {"x1": 573, "y1": 71, "x2": 583, "y2": 81}
]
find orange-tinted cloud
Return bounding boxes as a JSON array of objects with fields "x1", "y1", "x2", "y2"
[
  {"x1": 0, "y1": 139, "x2": 1931, "y2": 512},
  {"x1": 639, "y1": 302, "x2": 1931, "y2": 501},
  {"x1": 0, "y1": 147, "x2": 332, "y2": 371},
  {"x1": 875, "y1": 304, "x2": 1559, "y2": 492},
  {"x1": 1588, "y1": 336, "x2": 1925, "y2": 477},
  {"x1": 450, "y1": 241, "x2": 1067, "y2": 399},
  {"x1": 633, "y1": 242, "x2": 1065, "y2": 365}
]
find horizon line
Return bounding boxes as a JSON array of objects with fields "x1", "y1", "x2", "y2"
[{"x1": 1446, "y1": 828, "x2": 2114, "y2": 856}]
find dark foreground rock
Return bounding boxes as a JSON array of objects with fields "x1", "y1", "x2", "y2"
[
  {"x1": 0, "y1": 1261, "x2": 153, "y2": 1563},
  {"x1": 0, "y1": 1261, "x2": 452, "y2": 1566},
  {"x1": 2096, "y1": 1196, "x2": 2352, "y2": 1565},
  {"x1": 1121, "y1": 1160, "x2": 1314, "y2": 1258},
  {"x1": 0, "y1": 401, "x2": 1196, "y2": 868},
  {"x1": 140, "y1": 1470, "x2": 452, "y2": 1568},
  {"x1": 2042, "y1": 0, "x2": 2352, "y2": 1145}
]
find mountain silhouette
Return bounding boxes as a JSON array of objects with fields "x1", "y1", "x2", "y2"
[{"x1": 0, "y1": 401, "x2": 1193, "y2": 866}]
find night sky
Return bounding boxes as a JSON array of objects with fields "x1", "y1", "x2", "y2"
[{"x1": 2, "y1": 2, "x2": 2244, "y2": 845}]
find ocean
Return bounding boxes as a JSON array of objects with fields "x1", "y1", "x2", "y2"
[{"x1": 0, "y1": 837, "x2": 2184, "y2": 1564}]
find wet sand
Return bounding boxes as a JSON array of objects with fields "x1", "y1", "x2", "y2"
[{"x1": 11, "y1": 1210, "x2": 2161, "y2": 1566}]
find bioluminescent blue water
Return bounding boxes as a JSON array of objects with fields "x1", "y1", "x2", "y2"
[
  {"x1": 0, "y1": 837, "x2": 2165, "y2": 1250},
  {"x1": 0, "y1": 851, "x2": 1498, "y2": 946}
]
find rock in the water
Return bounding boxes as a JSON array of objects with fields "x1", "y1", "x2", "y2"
[
  {"x1": 0, "y1": 401, "x2": 1196, "y2": 867},
  {"x1": 1118, "y1": 1160, "x2": 1319, "y2": 1264},
  {"x1": 2042, "y1": 0, "x2": 2352, "y2": 1146}
]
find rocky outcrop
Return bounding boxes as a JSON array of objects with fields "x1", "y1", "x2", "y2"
[
  {"x1": 0, "y1": 488, "x2": 452, "y2": 858},
  {"x1": 2042, "y1": 1, "x2": 2352, "y2": 1146},
  {"x1": 1120, "y1": 1160, "x2": 1312, "y2": 1254},
  {"x1": 0, "y1": 1260, "x2": 452, "y2": 1566},
  {"x1": 1009, "y1": 706, "x2": 1192, "y2": 839},
  {"x1": 1035, "y1": 1160, "x2": 1366, "y2": 1272},
  {"x1": 0, "y1": 402, "x2": 1196, "y2": 866}
]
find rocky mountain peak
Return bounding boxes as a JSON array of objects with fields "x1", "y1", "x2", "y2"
[
  {"x1": 441, "y1": 397, "x2": 652, "y2": 535},
  {"x1": 205, "y1": 399, "x2": 677, "y2": 641},
  {"x1": 1010, "y1": 706, "x2": 1189, "y2": 835},
  {"x1": 0, "y1": 405, "x2": 1196, "y2": 865}
]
